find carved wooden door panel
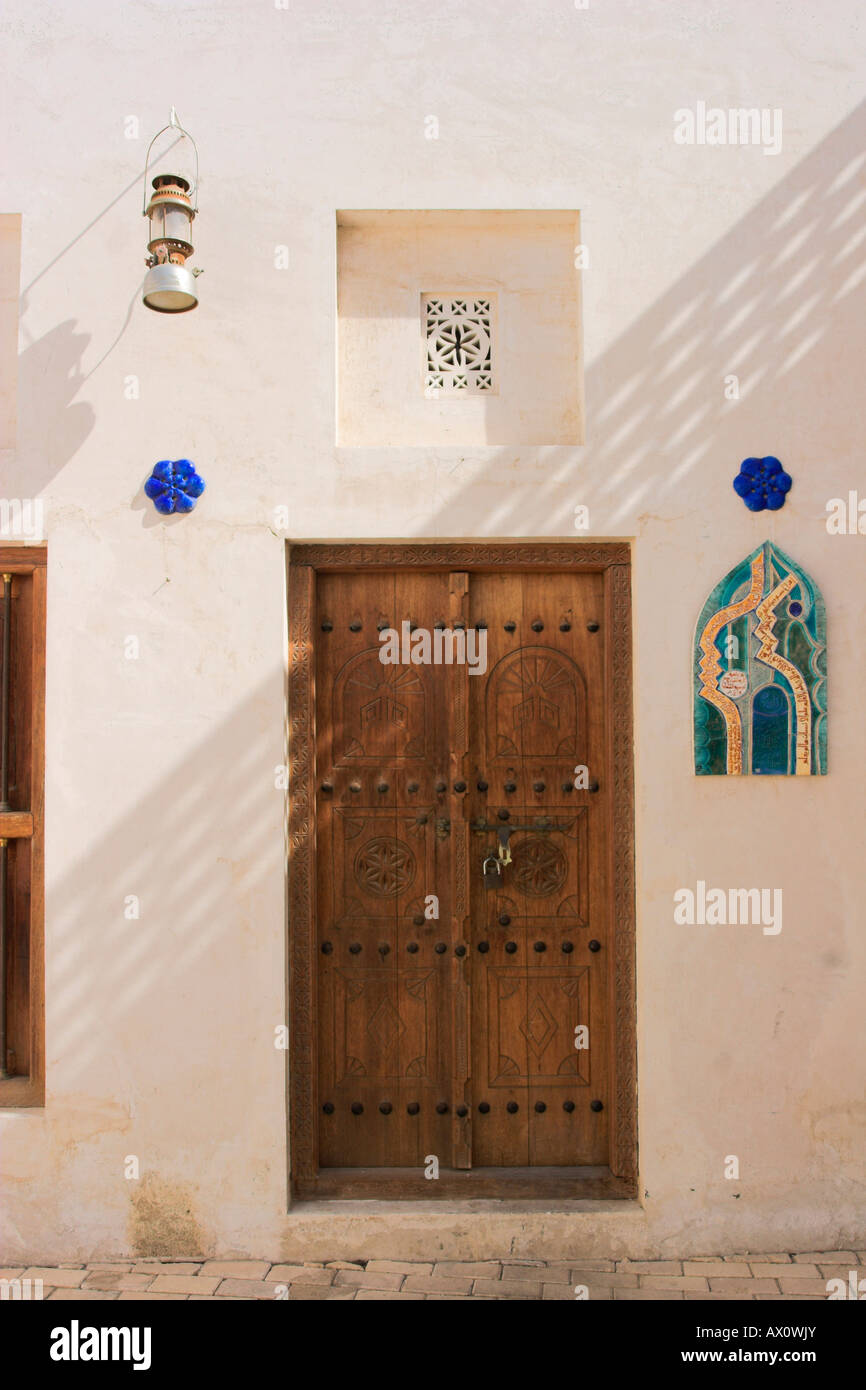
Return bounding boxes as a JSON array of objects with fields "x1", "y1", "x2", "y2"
[{"x1": 304, "y1": 555, "x2": 628, "y2": 1191}]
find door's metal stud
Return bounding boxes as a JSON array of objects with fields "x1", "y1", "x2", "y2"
[
  {"x1": 505, "y1": 941, "x2": 517, "y2": 954},
  {"x1": 559, "y1": 621, "x2": 571, "y2": 632},
  {"x1": 434, "y1": 620, "x2": 446, "y2": 630},
  {"x1": 561, "y1": 941, "x2": 574, "y2": 954},
  {"x1": 436, "y1": 1102, "x2": 449, "y2": 1114},
  {"x1": 507, "y1": 1101, "x2": 519, "y2": 1114},
  {"x1": 531, "y1": 620, "x2": 544, "y2": 632},
  {"x1": 349, "y1": 781, "x2": 361, "y2": 793},
  {"x1": 435, "y1": 780, "x2": 447, "y2": 793},
  {"x1": 349, "y1": 621, "x2": 362, "y2": 632},
  {"x1": 416, "y1": 813, "x2": 428, "y2": 825},
  {"x1": 376, "y1": 621, "x2": 389, "y2": 632},
  {"x1": 588, "y1": 939, "x2": 601, "y2": 952},
  {"x1": 563, "y1": 1100, "x2": 575, "y2": 1113},
  {"x1": 477, "y1": 941, "x2": 490, "y2": 953},
  {"x1": 378, "y1": 943, "x2": 390, "y2": 956},
  {"x1": 454, "y1": 781, "x2": 467, "y2": 793},
  {"x1": 589, "y1": 779, "x2": 600, "y2": 793},
  {"x1": 407, "y1": 1102, "x2": 420, "y2": 1115},
  {"x1": 477, "y1": 779, "x2": 488, "y2": 791},
  {"x1": 504, "y1": 621, "x2": 516, "y2": 632},
  {"x1": 434, "y1": 942, "x2": 447, "y2": 954},
  {"x1": 476, "y1": 621, "x2": 488, "y2": 630},
  {"x1": 587, "y1": 621, "x2": 600, "y2": 632},
  {"x1": 561, "y1": 781, "x2": 574, "y2": 793},
  {"x1": 456, "y1": 1104, "x2": 468, "y2": 1117},
  {"x1": 413, "y1": 913, "x2": 425, "y2": 926},
  {"x1": 498, "y1": 913, "x2": 511, "y2": 926},
  {"x1": 454, "y1": 620, "x2": 466, "y2": 630},
  {"x1": 322, "y1": 1102, "x2": 335, "y2": 1114},
  {"x1": 533, "y1": 780, "x2": 545, "y2": 792},
  {"x1": 377, "y1": 781, "x2": 389, "y2": 793},
  {"x1": 321, "y1": 942, "x2": 333, "y2": 954},
  {"x1": 379, "y1": 1102, "x2": 392, "y2": 1115},
  {"x1": 320, "y1": 620, "x2": 333, "y2": 632},
  {"x1": 504, "y1": 781, "x2": 517, "y2": 793},
  {"x1": 351, "y1": 1102, "x2": 363, "y2": 1115},
  {"x1": 455, "y1": 944, "x2": 467, "y2": 957},
  {"x1": 498, "y1": 808, "x2": 511, "y2": 820},
  {"x1": 407, "y1": 781, "x2": 419, "y2": 792},
  {"x1": 349, "y1": 943, "x2": 362, "y2": 954},
  {"x1": 535, "y1": 1101, "x2": 546, "y2": 1113},
  {"x1": 320, "y1": 782, "x2": 333, "y2": 794},
  {"x1": 533, "y1": 941, "x2": 546, "y2": 953},
  {"x1": 590, "y1": 1099, "x2": 604, "y2": 1112},
  {"x1": 407, "y1": 942, "x2": 419, "y2": 953},
  {"x1": 478, "y1": 1102, "x2": 490, "y2": 1114}
]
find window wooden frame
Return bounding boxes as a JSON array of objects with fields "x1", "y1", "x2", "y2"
[{"x1": 0, "y1": 545, "x2": 46, "y2": 1107}]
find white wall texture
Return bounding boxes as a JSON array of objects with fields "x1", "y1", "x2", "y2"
[{"x1": 0, "y1": 0, "x2": 864, "y2": 1261}]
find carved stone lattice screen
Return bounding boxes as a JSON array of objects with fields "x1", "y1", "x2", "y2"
[
  {"x1": 693, "y1": 541, "x2": 827, "y2": 776},
  {"x1": 423, "y1": 295, "x2": 496, "y2": 395}
]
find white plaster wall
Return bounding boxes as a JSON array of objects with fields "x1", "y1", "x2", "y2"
[{"x1": 0, "y1": 0, "x2": 864, "y2": 1260}]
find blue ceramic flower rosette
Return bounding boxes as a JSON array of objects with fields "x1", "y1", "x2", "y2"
[
  {"x1": 732, "y1": 456, "x2": 792, "y2": 512},
  {"x1": 144, "y1": 459, "x2": 206, "y2": 514}
]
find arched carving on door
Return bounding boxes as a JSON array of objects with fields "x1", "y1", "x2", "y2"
[{"x1": 486, "y1": 645, "x2": 586, "y2": 761}]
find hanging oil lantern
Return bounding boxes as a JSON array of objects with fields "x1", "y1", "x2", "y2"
[{"x1": 142, "y1": 110, "x2": 202, "y2": 313}]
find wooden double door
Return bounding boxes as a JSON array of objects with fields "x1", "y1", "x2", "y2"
[{"x1": 289, "y1": 545, "x2": 635, "y2": 1198}]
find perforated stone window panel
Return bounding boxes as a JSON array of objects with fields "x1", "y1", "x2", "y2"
[{"x1": 423, "y1": 294, "x2": 497, "y2": 395}]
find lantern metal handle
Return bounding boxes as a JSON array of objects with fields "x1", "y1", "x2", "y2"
[{"x1": 142, "y1": 109, "x2": 199, "y2": 214}]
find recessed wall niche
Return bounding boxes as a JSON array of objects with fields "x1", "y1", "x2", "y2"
[{"x1": 336, "y1": 210, "x2": 583, "y2": 447}]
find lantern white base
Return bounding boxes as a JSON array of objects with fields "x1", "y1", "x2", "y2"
[{"x1": 142, "y1": 263, "x2": 199, "y2": 313}]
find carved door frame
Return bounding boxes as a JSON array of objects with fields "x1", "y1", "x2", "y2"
[{"x1": 287, "y1": 542, "x2": 636, "y2": 1200}]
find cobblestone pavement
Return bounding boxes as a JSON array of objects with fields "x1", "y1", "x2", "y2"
[{"x1": 2, "y1": 1252, "x2": 862, "y2": 1300}]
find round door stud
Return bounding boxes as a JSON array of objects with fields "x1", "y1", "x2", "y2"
[
  {"x1": 587, "y1": 620, "x2": 600, "y2": 632},
  {"x1": 590, "y1": 1099, "x2": 604, "y2": 1112},
  {"x1": 589, "y1": 779, "x2": 600, "y2": 793},
  {"x1": 321, "y1": 941, "x2": 333, "y2": 954},
  {"x1": 504, "y1": 621, "x2": 516, "y2": 632},
  {"x1": 505, "y1": 941, "x2": 518, "y2": 954},
  {"x1": 478, "y1": 1101, "x2": 490, "y2": 1114},
  {"x1": 454, "y1": 781, "x2": 467, "y2": 793},
  {"x1": 378, "y1": 943, "x2": 390, "y2": 956},
  {"x1": 320, "y1": 782, "x2": 333, "y2": 794},
  {"x1": 434, "y1": 620, "x2": 446, "y2": 631},
  {"x1": 376, "y1": 621, "x2": 389, "y2": 632},
  {"x1": 413, "y1": 913, "x2": 425, "y2": 926},
  {"x1": 322, "y1": 1102, "x2": 334, "y2": 1114},
  {"x1": 504, "y1": 781, "x2": 517, "y2": 793},
  {"x1": 349, "y1": 781, "x2": 361, "y2": 794},
  {"x1": 455, "y1": 944, "x2": 467, "y2": 957},
  {"x1": 533, "y1": 780, "x2": 545, "y2": 792},
  {"x1": 407, "y1": 1102, "x2": 420, "y2": 1115},
  {"x1": 477, "y1": 779, "x2": 488, "y2": 791},
  {"x1": 559, "y1": 621, "x2": 571, "y2": 632},
  {"x1": 349, "y1": 942, "x2": 362, "y2": 954},
  {"x1": 533, "y1": 941, "x2": 546, "y2": 953},
  {"x1": 407, "y1": 942, "x2": 419, "y2": 953},
  {"x1": 349, "y1": 621, "x2": 362, "y2": 632},
  {"x1": 507, "y1": 1101, "x2": 519, "y2": 1114},
  {"x1": 563, "y1": 1100, "x2": 575, "y2": 1113},
  {"x1": 499, "y1": 913, "x2": 511, "y2": 926},
  {"x1": 531, "y1": 620, "x2": 544, "y2": 632},
  {"x1": 436, "y1": 1102, "x2": 449, "y2": 1114},
  {"x1": 320, "y1": 620, "x2": 333, "y2": 632},
  {"x1": 588, "y1": 939, "x2": 601, "y2": 953},
  {"x1": 436, "y1": 780, "x2": 447, "y2": 793},
  {"x1": 561, "y1": 941, "x2": 574, "y2": 954},
  {"x1": 477, "y1": 941, "x2": 490, "y2": 953},
  {"x1": 377, "y1": 781, "x2": 389, "y2": 793},
  {"x1": 561, "y1": 781, "x2": 574, "y2": 793},
  {"x1": 535, "y1": 1101, "x2": 546, "y2": 1113},
  {"x1": 407, "y1": 781, "x2": 419, "y2": 793},
  {"x1": 379, "y1": 1102, "x2": 392, "y2": 1115},
  {"x1": 351, "y1": 1102, "x2": 364, "y2": 1115},
  {"x1": 434, "y1": 942, "x2": 447, "y2": 954},
  {"x1": 456, "y1": 1105, "x2": 468, "y2": 1117},
  {"x1": 498, "y1": 808, "x2": 511, "y2": 820},
  {"x1": 415, "y1": 813, "x2": 428, "y2": 825}
]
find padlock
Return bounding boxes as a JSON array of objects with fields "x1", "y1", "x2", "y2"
[{"x1": 482, "y1": 853, "x2": 501, "y2": 887}]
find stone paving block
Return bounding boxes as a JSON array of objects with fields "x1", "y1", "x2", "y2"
[
  {"x1": 132, "y1": 1262, "x2": 202, "y2": 1276},
  {"x1": 683, "y1": 1261, "x2": 751, "y2": 1278},
  {"x1": 543, "y1": 1283, "x2": 612, "y2": 1300},
  {"x1": 0, "y1": 1269, "x2": 26, "y2": 1279},
  {"x1": 755, "y1": 1292, "x2": 823, "y2": 1300},
  {"x1": 562, "y1": 1271, "x2": 639, "y2": 1288},
  {"x1": 22, "y1": 1267, "x2": 87, "y2": 1288},
  {"x1": 737, "y1": 1253, "x2": 791, "y2": 1263},
  {"x1": 819, "y1": 1265, "x2": 861, "y2": 1282},
  {"x1": 214, "y1": 1278, "x2": 280, "y2": 1299},
  {"x1": 638, "y1": 1275, "x2": 709, "y2": 1291},
  {"x1": 502, "y1": 1264, "x2": 569, "y2": 1284},
  {"x1": 201, "y1": 1261, "x2": 272, "y2": 1280},
  {"x1": 686, "y1": 1292, "x2": 755, "y2": 1300},
  {"x1": 751, "y1": 1262, "x2": 818, "y2": 1279},
  {"x1": 793, "y1": 1251, "x2": 858, "y2": 1263},
  {"x1": 471, "y1": 1277, "x2": 542, "y2": 1298},
  {"x1": 47, "y1": 1289, "x2": 120, "y2": 1300},
  {"x1": 368, "y1": 1260, "x2": 434, "y2": 1275},
  {"x1": 333, "y1": 1270, "x2": 404, "y2": 1290},
  {"x1": 117, "y1": 1292, "x2": 188, "y2": 1300},
  {"x1": 617, "y1": 1260, "x2": 683, "y2": 1275},
  {"x1": 564, "y1": 1260, "x2": 616, "y2": 1273},
  {"x1": 325, "y1": 1260, "x2": 364, "y2": 1270},
  {"x1": 289, "y1": 1285, "x2": 356, "y2": 1300},
  {"x1": 82, "y1": 1273, "x2": 156, "y2": 1292},
  {"x1": 777, "y1": 1278, "x2": 833, "y2": 1296},
  {"x1": 403, "y1": 1274, "x2": 474, "y2": 1295},
  {"x1": 355, "y1": 1290, "x2": 426, "y2": 1300},
  {"x1": 150, "y1": 1274, "x2": 220, "y2": 1295},
  {"x1": 433, "y1": 1261, "x2": 502, "y2": 1278},
  {"x1": 615, "y1": 1289, "x2": 684, "y2": 1300},
  {"x1": 707, "y1": 1278, "x2": 781, "y2": 1294},
  {"x1": 85, "y1": 1262, "x2": 135, "y2": 1272},
  {"x1": 266, "y1": 1265, "x2": 335, "y2": 1285}
]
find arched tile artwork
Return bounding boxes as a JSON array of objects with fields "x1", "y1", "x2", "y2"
[{"x1": 693, "y1": 542, "x2": 826, "y2": 775}]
